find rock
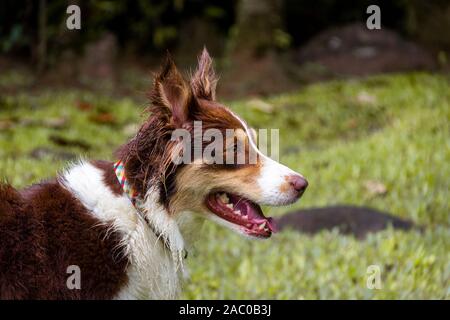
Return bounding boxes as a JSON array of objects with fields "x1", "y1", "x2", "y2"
[
  {"x1": 364, "y1": 180, "x2": 388, "y2": 196},
  {"x1": 276, "y1": 205, "x2": 419, "y2": 239},
  {"x1": 29, "y1": 147, "x2": 76, "y2": 161},
  {"x1": 295, "y1": 23, "x2": 436, "y2": 77},
  {"x1": 49, "y1": 135, "x2": 91, "y2": 150},
  {"x1": 247, "y1": 98, "x2": 274, "y2": 113},
  {"x1": 356, "y1": 91, "x2": 377, "y2": 105}
]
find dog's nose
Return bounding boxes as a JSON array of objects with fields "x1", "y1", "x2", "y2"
[{"x1": 287, "y1": 175, "x2": 308, "y2": 194}]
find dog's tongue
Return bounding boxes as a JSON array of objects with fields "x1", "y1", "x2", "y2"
[{"x1": 228, "y1": 194, "x2": 278, "y2": 233}]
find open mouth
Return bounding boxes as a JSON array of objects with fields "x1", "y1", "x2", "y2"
[{"x1": 205, "y1": 192, "x2": 278, "y2": 238}]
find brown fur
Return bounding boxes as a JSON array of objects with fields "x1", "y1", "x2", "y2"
[{"x1": 0, "y1": 181, "x2": 128, "y2": 299}]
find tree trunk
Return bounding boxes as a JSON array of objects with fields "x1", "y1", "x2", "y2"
[
  {"x1": 37, "y1": 0, "x2": 47, "y2": 74},
  {"x1": 221, "y1": 0, "x2": 294, "y2": 98},
  {"x1": 229, "y1": 0, "x2": 284, "y2": 58}
]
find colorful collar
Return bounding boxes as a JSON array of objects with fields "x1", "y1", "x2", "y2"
[
  {"x1": 113, "y1": 160, "x2": 188, "y2": 260},
  {"x1": 114, "y1": 160, "x2": 140, "y2": 206}
]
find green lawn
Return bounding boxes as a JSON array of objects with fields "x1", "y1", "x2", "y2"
[{"x1": 0, "y1": 72, "x2": 449, "y2": 299}]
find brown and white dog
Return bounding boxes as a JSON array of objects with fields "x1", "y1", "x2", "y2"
[{"x1": 0, "y1": 49, "x2": 307, "y2": 299}]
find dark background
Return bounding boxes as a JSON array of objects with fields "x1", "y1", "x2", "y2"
[{"x1": 1, "y1": 0, "x2": 449, "y2": 97}]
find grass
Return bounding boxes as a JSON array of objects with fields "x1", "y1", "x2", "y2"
[{"x1": 0, "y1": 72, "x2": 449, "y2": 299}]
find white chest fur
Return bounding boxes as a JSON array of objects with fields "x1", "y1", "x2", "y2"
[
  {"x1": 59, "y1": 161, "x2": 188, "y2": 299},
  {"x1": 114, "y1": 217, "x2": 182, "y2": 299}
]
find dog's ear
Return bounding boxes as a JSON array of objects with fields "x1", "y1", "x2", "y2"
[
  {"x1": 152, "y1": 53, "x2": 193, "y2": 126},
  {"x1": 191, "y1": 47, "x2": 217, "y2": 101}
]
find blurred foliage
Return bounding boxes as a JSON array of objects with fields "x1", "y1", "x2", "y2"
[
  {"x1": 0, "y1": 72, "x2": 448, "y2": 298},
  {"x1": 401, "y1": 0, "x2": 450, "y2": 51},
  {"x1": 228, "y1": 0, "x2": 289, "y2": 56},
  {"x1": 0, "y1": 0, "x2": 235, "y2": 57},
  {"x1": 1, "y1": 0, "x2": 449, "y2": 64}
]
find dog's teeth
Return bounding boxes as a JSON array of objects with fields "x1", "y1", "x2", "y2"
[
  {"x1": 219, "y1": 193, "x2": 229, "y2": 204},
  {"x1": 258, "y1": 222, "x2": 266, "y2": 230},
  {"x1": 226, "y1": 203, "x2": 234, "y2": 209},
  {"x1": 234, "y1": 210, "x2": 241, "y2": 215},
  {"x1": 242, "y1": 215, "x2": 248, "y2": 220},
  {"x1": 246, "y1": 224, "x2": 252, "y2": 227},
  {"x1": 264, "y1": 227, "x2": 269, "y2": 232}
]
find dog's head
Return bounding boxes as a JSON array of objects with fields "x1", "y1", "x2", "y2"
[{"x1": 118, "y1": 48, "x2": 307, "y2": 239}]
